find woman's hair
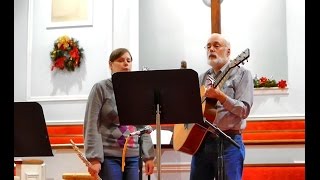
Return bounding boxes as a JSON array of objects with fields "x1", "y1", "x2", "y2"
[{"x1": 109, "y1": 48, "x2": 133, "y2": 62}]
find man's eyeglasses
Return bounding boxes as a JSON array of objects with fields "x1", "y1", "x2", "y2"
[{"x1": 204, "y1": 43, "x2": 224, "y2": 51}]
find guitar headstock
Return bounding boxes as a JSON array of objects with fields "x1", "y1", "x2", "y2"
[{"x1": 230, "y1": 48, "x2": 250, "y2": 68}]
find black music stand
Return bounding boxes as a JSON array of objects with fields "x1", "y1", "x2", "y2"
[
  {"x1": 112, "y1": 69, "x2": 204, "y2": 180},
  {"x1": 14, "y1": 102, "x2": 53, "y2": 157}
]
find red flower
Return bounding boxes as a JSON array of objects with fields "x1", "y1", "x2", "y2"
[
  {"x1": 277, "y1": 80, "x2": 287, "y2": 88},
  {"x1": 70, "y1": 47, "x2": 80, "y2": 67},
  {"x1": 51, "y1": 56, "x2": 66, "y2": 71},
  {"x1": 70, "y1": 47, "x2": 80, "y2": 59},
  {"x1": 259, "y1": 77, "x2": 268, "y2": 84}
]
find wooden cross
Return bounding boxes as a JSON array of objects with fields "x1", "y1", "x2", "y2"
[{"x1": 211, "y1": 0, "x2": 221, "y2": 33}]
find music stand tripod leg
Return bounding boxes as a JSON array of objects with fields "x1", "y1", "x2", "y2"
[
  {"x1": 138, "y1": 136, "x2": 143, "y2": 180},
  {"x1": 217, "y1": 137, "x2": 225, "y2": 180},
  {"x1": 156, "y1": 103, "x2": 161, "y2": 180}
]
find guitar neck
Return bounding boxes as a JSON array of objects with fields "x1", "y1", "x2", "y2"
[{"x1": 213, "y1": 64, "x2": 233, "y2": 88}]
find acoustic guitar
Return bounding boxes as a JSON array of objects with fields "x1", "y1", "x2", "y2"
[{"x1": 173, "y1": 48, "x2": 250, "y2": 155}]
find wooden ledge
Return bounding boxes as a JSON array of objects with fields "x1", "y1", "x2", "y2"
[
  {"x1": 48, "y1": 118, "x2": 305, "y2": 148},
  {"x1": 244, "y1": 163, "x2": 304, "y2": 167},
  {"x1": 20, "y1": 159, "x2": 44, "y2": 165},
  {"x1": 62, "y1": 173, "x2": 94, "y2": 180}
]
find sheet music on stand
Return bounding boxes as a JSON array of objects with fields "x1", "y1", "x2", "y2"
[{"x1": 112, "y1": 69, "x2": 203, "y2": 180}]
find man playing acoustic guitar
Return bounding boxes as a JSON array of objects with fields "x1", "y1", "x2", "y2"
[{"x1": 189, "y1": 33, "x2": 254, "y2": 180}]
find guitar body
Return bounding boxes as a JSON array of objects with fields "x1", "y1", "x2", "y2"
[
  {"x1": 173, "y1": 86, "x2": 217, "y2": 155},
  {"x1": 203, "y1": 98, "x2": 218, "y2": 122},
  {"x1": 173, "y1": 123, "x2": 207, "y2": 155}
]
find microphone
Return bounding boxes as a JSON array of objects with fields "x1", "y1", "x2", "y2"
[
  {"x1": 130, "y1": 125, "x2": 153, "y2": 136},
  {"x1": 142, "y1": 66, "x2": 150, "y2": 71},
  {"x1": 181, "y1": 60, "x2": 187, "y2": 69}
]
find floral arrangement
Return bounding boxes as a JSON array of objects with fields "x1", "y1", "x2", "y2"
[
  {"x1": 253, "y1": 76, "x2": 287, "y2": 89},
  {"x1": 50, "y1": 35, "x2": 84, "y2": 71}
]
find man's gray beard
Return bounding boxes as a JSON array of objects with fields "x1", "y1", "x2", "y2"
[{"x1": 207, "y1": 58, "x2": 220, "y2": 66}]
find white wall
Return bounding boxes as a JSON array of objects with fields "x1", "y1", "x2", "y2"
[
  {"x1": 14, "y1": 0, "x2": 305, "y2": 179},
  {"x1": 139, "y1": 0, "x2": 288, "y2": 79},
  {"x1": 14, "y1": 0, "x2": 140, "y2": 123},
  {"x1": 14, "y1": 0, "x2": 304, "y2": 123},
  {"x1": 139, "y1": 0, "x2": 304, "y2": 119}
]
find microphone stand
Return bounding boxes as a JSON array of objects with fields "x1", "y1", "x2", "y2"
[
  {"x1": 138, "y1": 135, "x2": 143, "y2": 180},
  {"x1": 203, "y1": 119, "x2": 240, "y2": 180},
  {"x1": 137, "y1": 133, "x2": 151, "y2": 180}
]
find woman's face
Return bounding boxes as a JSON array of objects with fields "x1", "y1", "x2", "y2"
[{"x1": 109, "y1": 52, "x2": 132, "y2": 73}]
